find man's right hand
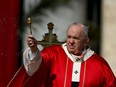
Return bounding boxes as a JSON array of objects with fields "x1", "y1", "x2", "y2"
[{"x1": 27, "y1": 34, "x2": 38, "y2": 53}]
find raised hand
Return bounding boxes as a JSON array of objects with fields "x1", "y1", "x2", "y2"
[{"x1": 27, "y1": 34, "x2": 38, "y2": 53}]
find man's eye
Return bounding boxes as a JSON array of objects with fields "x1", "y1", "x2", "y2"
[
  {"x1": 73, "y1": 37, "x2": 80, "y2": 40},
  {"x1": 67, "y1": 36, "x2": 71, "y2": 38}
]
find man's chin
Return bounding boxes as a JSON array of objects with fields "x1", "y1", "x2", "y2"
[{"x1": 68, "y1": 50, "x2": 75, "y2": 54}]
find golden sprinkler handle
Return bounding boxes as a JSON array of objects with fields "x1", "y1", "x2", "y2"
[{"x1": 27, "y1": 17, "x2": 32, "y2": 34}]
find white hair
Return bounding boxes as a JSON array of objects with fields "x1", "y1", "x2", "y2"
[{"x1": 68, "y1": 22, "x2": 88, "y2": 36}]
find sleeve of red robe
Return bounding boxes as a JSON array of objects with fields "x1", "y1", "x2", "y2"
[
  {"x1": 7, "y1": 46, "x2": 59, "y2": 87},
  {"x1": 7, "y1": 65, "x2": 30, "y2": 87}
]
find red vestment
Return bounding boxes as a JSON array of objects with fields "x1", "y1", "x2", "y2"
[{"x1": 7, "y1": 45, "x2": 116, "y2": 87}]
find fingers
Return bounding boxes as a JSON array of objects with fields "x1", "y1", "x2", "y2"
[
  {"x1": 27, "y1": 34, "x2": 38, "y2": 53},
  {"x1": 27, "y1": 34, "x2": 37, "y2": 48}
]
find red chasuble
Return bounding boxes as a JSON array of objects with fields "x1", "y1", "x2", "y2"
[{"x1": 7, "y1": 45, "x2": 116, "y2": 87}]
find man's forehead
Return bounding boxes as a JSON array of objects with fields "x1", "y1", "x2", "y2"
[
  {"x1": 67, "y1": 29, "x2": 80, "y2": 37},
  {"x1": 67, "y1": 26, "x2": 82, "y2": 34}
]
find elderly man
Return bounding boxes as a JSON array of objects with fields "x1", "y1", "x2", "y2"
[{"x1": 8, "y1": 23, "x2": 116, "y2": 87}]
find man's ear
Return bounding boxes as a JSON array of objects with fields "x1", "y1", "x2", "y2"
[
  {"x1": 87, "y1": 37, "x2": 89, "y2": 43},
  {"x1": 84, "y1": 37, "x2": 89, "y2": 46}
]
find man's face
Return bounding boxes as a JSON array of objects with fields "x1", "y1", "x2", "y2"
[{"x1": 66, "y1": 25, "x2": 88, "y2": 55}]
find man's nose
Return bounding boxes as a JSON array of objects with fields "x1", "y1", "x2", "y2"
[{"x1": 70, "y1": 38, "x2": 75, "y2": 44}]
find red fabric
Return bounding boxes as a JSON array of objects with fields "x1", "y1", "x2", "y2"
[
  {"x1": 0, "y1": 0, "x2": 20, "y2": 86},
  {"x1": 7, "y1": 45, "x2": 116, "y2": 87},
  {"x1": 7, "y1": 66, "x2": 29, "y2": 87},
  {"x1": 79, "y1": 54, "x2": 116, "y2": 87}
]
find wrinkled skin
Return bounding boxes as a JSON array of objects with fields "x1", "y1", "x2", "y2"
[{"x1": 66, "y1": 24, "x2": 89, "y2": 55}]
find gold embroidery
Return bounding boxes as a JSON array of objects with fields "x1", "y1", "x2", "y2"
[
  {"x1": 22, "y1": 78, "x2": 30, "y2": 87},
  {"x1": 7, "y1": 66, "x2": 24, "y2": 87},
  {"x1": 64, "y1": 57, "x2": 69, "y2": 87},
  {"x1": 82, "y1": 61, "x2": 86, "y2": 87}
]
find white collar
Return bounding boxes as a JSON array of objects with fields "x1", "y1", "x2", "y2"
[{"x1": 62, "y1": 43, "x2": 94, "y2": 62}]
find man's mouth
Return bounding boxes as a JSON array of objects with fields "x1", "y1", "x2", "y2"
[{"x1": 69, "y1": 45, "x2": 75, "y2": 49}]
